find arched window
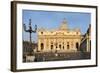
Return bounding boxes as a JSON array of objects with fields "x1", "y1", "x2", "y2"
[
  {"x1": 55, "y1": 43, "x2": 58, "y2": 48},
  {"x1": 76, "y1": 42, "x2": 79, "y2": 50},
  {"x1": 51, "y1": 45, "x2": 53, "y2": 50},
  {"x1": 76, "y1": 32, "x2": 78, "y2": 35},
  {"x1": 67, "y1": 45, "x2": 69, "y2": 49},
  {"x1": 63, "y1": 46, "x2": 64, "y2": 49},
  {"x1": 59, "y1": 44, "x2": 61, "y2": 49},
  {"x1": 41, "y1": 43, "x2": 44, "y2": 50},
  {"x1": 67, "y1": 42, "x2": 69, "y2": 49},
  {"x1": 41, "y1": 32, "x2": 43, "y2": 34}
]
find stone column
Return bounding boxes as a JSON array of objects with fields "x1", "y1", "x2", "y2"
[
  {"x1": 57, "y1": 39, "x2": 59, "y2": 50},
  {"x1": 69, "y1": 41, "x2": 71, "y2": 50},
  {"x1": 73, "y1": 41, "x2": 76, "y2": 51},
  {"x1": 46, "y1": 39, "x2": 49, "y2": 51},
  {"x1": 69, "y1": 42, "x2": 71, "y2": 51},
  {"x1": 48, "y1": 39, "x2": 51, "y2": 51},
  {"x1": 64, "y1": 39, "x2": 66, "y2": 50},
  {"x1": 61, "y1": 39, "x2": 63, "y2": 50},
  {"x1": 38, "y1": 39, "x2": 41, "y2": 51},
  {"x1": 53, "y1": 39, "x2": 56, "y2": 51},
  {"x1": 78, "y1": 40, "x2": 81, "y2": 51},
  {"x1": 44, "y1": 39, "x2": 47, "y2": 52},
  {"x1": 86, "y1": 35, "x2": 89, "y2": 52},
  {"x1": 66, "y1": 40, "x2": 67, "y2": 50}
]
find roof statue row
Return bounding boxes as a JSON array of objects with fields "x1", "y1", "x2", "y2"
[{"x1": 37, "y1": 18, "x2": 81, "y2": 36}]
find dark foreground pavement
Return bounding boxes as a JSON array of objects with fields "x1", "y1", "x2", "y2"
[{"x1": 34, "y1": 51, "x2": 91, "y2": 62}]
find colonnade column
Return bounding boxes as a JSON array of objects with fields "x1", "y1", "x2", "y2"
[
  {"x1": 44, "y1": 39, "x2": 47, "y2": 52},
  {"x1": 38, "y1": 39, "x2": 41, "y2": 51}
]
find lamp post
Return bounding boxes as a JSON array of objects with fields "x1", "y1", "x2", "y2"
[{"x1": 23, "y1": 19, "x2": 37, "y2": 55}]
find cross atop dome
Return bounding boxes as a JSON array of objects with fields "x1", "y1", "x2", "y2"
[{"x1": 59, "y1": 18, "x2": 68, "y2": 30}]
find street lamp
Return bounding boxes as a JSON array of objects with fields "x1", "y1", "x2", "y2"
[{"x1": 23, "y1": 19, "x2": 37, "y2": 55}]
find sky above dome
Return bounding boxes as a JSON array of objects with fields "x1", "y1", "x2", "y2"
[{"x1": 22, "y1": 10, "x2": 91, "y2": 42}]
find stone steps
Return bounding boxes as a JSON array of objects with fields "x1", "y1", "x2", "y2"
[{"x1": 34, "y1": 52, "x2": 91, "y2": 62}]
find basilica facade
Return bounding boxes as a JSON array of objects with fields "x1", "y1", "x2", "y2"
[{"x1": 37, "y1": 19, "x2": 82, "y2": 52}]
